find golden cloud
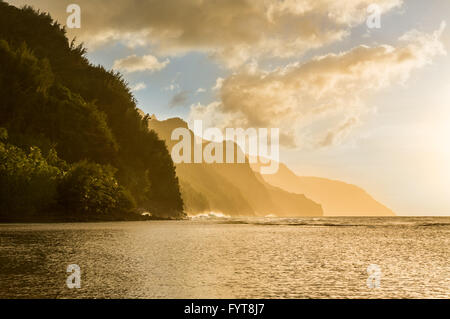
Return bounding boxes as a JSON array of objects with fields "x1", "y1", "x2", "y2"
[
  {"x1": 189, "y1": 23, "x2": 447, "y2": 148},
  {"x1": 13, "y1": 0, "x2": 446, "y2": 148},
  {"x1": 13, "y1": 0, "x2": 402, "y2": 67},
  {"x1": 112, "y1": 54, "x2": 169, "y2": 73}
]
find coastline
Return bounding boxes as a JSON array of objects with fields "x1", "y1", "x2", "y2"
[{"x1": 0, "y1": 212, "x2": 186, "y2": 223}]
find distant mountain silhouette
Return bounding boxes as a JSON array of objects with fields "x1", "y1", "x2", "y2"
[
  {"x1": 252, "y1": 162, "x2": 395, "y2": 216},
  {"x1": 145, "y1": 113, "x2": 393, "y2": 217},
  {"x1": 144, "y1": 113, "x2": 323, "y2": 217}
]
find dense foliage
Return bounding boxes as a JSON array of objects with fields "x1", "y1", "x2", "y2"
[
  {"x1": 0, "y1": 2, "x2": 184, "y2": 220},
  {"x1": 0, "y1": 128, "x2": 60, "y2": 219}
]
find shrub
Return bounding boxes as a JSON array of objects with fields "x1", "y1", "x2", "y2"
[
  {"x1": 57, "y1": 160, "x2": 135, "y2": 216},
  {"x1": 0, "y1": 132, "x2": 61, "y2": 219}
]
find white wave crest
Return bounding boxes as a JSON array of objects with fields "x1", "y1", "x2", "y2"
[{"x1": 189, "y1": 211, "x2": 231, "y2": 219}]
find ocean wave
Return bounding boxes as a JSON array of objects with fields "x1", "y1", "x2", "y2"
[{"x1": 188, "y1": 212, "x2": 232, "y2": 220}]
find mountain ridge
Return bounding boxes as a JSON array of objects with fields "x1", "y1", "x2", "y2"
[
  {"x1": 252, "y1": 162, "x2": 395, "y2": 216},
  {"x1": 144, "y1": 111, "x2": 395, "y2": 217},
  {"x1": 144, "y1": 113, "x2": 324, "y2": 217}
]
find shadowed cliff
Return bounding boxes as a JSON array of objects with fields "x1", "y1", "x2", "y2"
[
  {"x1": 0, "y1": 3, "x2": 184, "y2": 220},
  {"x1": 145, "y1": 114, "x2": 323, "y2": 217}
]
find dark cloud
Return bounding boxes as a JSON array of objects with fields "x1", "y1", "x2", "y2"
[{"x1": 169, "y1": 91, "x2": 190, "y2": 108}]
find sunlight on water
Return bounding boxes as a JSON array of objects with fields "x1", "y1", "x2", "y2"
[{"x1": 0, "y1": 217, "x2": 449, "y2": 298}]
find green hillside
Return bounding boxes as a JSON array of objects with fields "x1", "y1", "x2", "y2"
[{"x1": 0, "y1": 2, "x2": 184, "y2": 221}]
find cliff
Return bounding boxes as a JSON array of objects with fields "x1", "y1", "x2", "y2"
[{"x1": 146, "y1": 115, "x2": 323, "y2": 217}]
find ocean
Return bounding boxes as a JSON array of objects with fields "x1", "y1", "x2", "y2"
[{"x1": 0, "y1": 216, "x2": 449, "y2": 298}]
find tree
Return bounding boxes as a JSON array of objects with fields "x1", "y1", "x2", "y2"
[
  {"x1": 57, "y1": 161, "x2": 135, "y2": 217},
  {"x1": 0, "y1": 2, "x2": 185, "y2": 219},
  {"x1": 0, "y1": 129, "x2": 61, "y2": 219}
]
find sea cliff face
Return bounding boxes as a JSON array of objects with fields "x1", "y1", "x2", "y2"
[
  {"x1": 146, "y1": 115, "x2": 323, "y2": 217},
  {"x1": 146, "y1": 114, "x2": 394, "y2": 217},
  {"x1": 252, "y1": 162, "x2": 395, "y2": 217}
]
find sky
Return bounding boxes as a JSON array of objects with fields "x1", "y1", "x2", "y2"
[{"x1": 10, "y1": 0, "x2": 450, "y2": 215}]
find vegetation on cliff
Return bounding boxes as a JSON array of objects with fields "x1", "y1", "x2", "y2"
[{"x1": 0, "y1": 2, "x2": 184, "y2": 221}]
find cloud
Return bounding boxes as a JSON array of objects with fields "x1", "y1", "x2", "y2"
[
  {"x1": 169, "y1": 91, "x2": 190, "y2": 107},
  {"x1": 112, "y1": 54, "x2": 169, "y2": 73},
  {"x1": 189, "y1": 24, "x2": 446, "y2": 148},
  {"x1": 130, "y1": 82, "x2": 147, "y2": 92},
  {"x1": 164, "y1": 83, "x2": 179, "y2": 91},
  {"x1": 196, "y1": 88, "x2": 206, "y2": 94},
  {"x1": 14, "y1": 0, "x2": 445, "y2": 149},
  {"x1": 212, "y1": 77, "x2": 224, "y2": 91},
  {"x1": 319, "y1": 117, "x2": 360, "y2": 147},
  {"x1": 14, "y1": 0, "x2": 403, "y2": 67},
  {"x1": 163, "y1": 73, "x2": 181, "y2": 91}
]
